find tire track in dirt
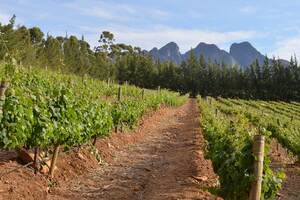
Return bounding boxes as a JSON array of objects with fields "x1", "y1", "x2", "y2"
[{"x1": 50, "y1": 99, "x2": 221, "y2": 200}]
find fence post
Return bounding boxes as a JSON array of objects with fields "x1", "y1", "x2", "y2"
[
  {"x1": 249, "y1": 135, "x2": 265, "y2": 200},
  {"x1": 117, "y1": 86, "x2": 122, "y2": 101},
  {"x1": 141, "y1": 89, "x2": 145, "y2": 100},
  {"x1": 0, "y1": 81, "x2": 9, "y2": 100},
  {"x1": 0, "y1": 81, "x2": 9, "y2": 116}
]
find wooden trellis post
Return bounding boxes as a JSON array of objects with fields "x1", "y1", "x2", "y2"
[
  {"x1": 249, "y1": 135, "x2": 265, "y2": 200},
  {"x1": 92, "y1": 136, "x2": 97, "y2": 146},
  {"x1": 0, "y1": 81, "x2": 9, "y2": 100},
  {"x1": 115, "y1": 86, "x2": 122, "y2": 133},
  {"x1": 205, "y1": 96, "x2": 208, "y2": 102},
  {"x1": 33, "y1": 147, "x2": 40, "y2": 174},
  {"x1": 0, "y1": 81, "x2": 9, "y2": 115},
  {"x1": 117, "y1": 86, "x2": 122, "y2": 102},
  {"x1": 49, "y1": 145, "x2": 60, "y2": 178},
  {"x1": 141, "y1": 89, "x2": 145, "y2": 99}
]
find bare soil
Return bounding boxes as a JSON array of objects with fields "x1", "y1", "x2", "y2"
[
  {"x1": 49, "y1": 99, "x2": 220, "y2": 200},
  {"x1": 269, "y1": 139, "x2": 300, "y2": 200},
  {"x1": 0, "y1": 99, "x2": 221, "y2": 200}
]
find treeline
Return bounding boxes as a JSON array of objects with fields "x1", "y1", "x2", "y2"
[
  {"x1": 180, "y1": 54, "x2": 300, "y2": 100},
  {"x1": 1, "y1": 15, "x2": 300, "y2": 101}
]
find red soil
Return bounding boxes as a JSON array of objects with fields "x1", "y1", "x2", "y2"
[{"x1": 0, "y1": 100, "x2": 221, "y2": 200}]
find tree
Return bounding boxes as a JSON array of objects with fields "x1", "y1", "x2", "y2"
[
  {"x1": 29, "y1": 27, "x2": 44, "y2": 44},
  {"x1": 1, "y1": 19, "x2": 300, "y2": 101},
  {"x1": 63, "y1": 35, "x2": 81, "y2": 73},
  {"x1": 95, "y1": 31, "x2": 115, "y2": 55},
  {"x1": 183, "y1": 50, "x2": 199, "y2": 96},
  {"x1": 43, "y1": 36, "x2": 63, "y2": 70}
]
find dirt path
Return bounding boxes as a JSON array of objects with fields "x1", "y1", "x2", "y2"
[
  {"x1": 277, "y1": 162, "x2": 300, "y2": 200},
  {"x1": 49, "y1": 99, "x2": 220, "y2": 200},
  {"x1": 269, "y1": 139, "x2": 300, "y2": 200}
]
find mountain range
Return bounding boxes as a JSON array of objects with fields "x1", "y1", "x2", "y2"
[{"x1": 149, "y1": 41, "x2": 288, "y2": 68}]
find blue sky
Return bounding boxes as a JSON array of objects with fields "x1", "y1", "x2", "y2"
[{"x1": 0, "y1": 0, "x2": 300, "y2": 59}]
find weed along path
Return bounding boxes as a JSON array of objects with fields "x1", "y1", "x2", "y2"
[{"x1": 50, "y1": 99, "x2": 221, "y2": 200}]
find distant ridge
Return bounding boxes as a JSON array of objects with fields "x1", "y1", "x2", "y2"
[
  {"x1": 230, "y1": 41, "x2": 265, "y2": 67},
  {"x1": 148, "y1": 41, "x2": 289, "y2": 68},
  {"x1": 149, "y1": 42, "x2": 182, "y2": 65},
  {"x1": 183, "y1": 42, "x2": 237, "y2": 67}
]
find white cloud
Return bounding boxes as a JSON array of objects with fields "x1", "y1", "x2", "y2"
[
  {"x1": 240, "y1": 6, "x2": 258, "y2": 14},
  {"x1": 87, "y1": 8, "x2": 125, "y2": 21},
  {"x1": 79, "y1": 25, "x2": 259, "y2": 53},
  {"x1": 271, "y1": 35, "x2": 300, "y2": 60},
  {"x1": 64, "y1": 0, "x2": 170, "y2": 22},
  {"x1": 0, "y1": 11, "x2": 11, "y2": 24},
  {"x1": 152, "y1": 9, "x2": 169, "y2": 18}
]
